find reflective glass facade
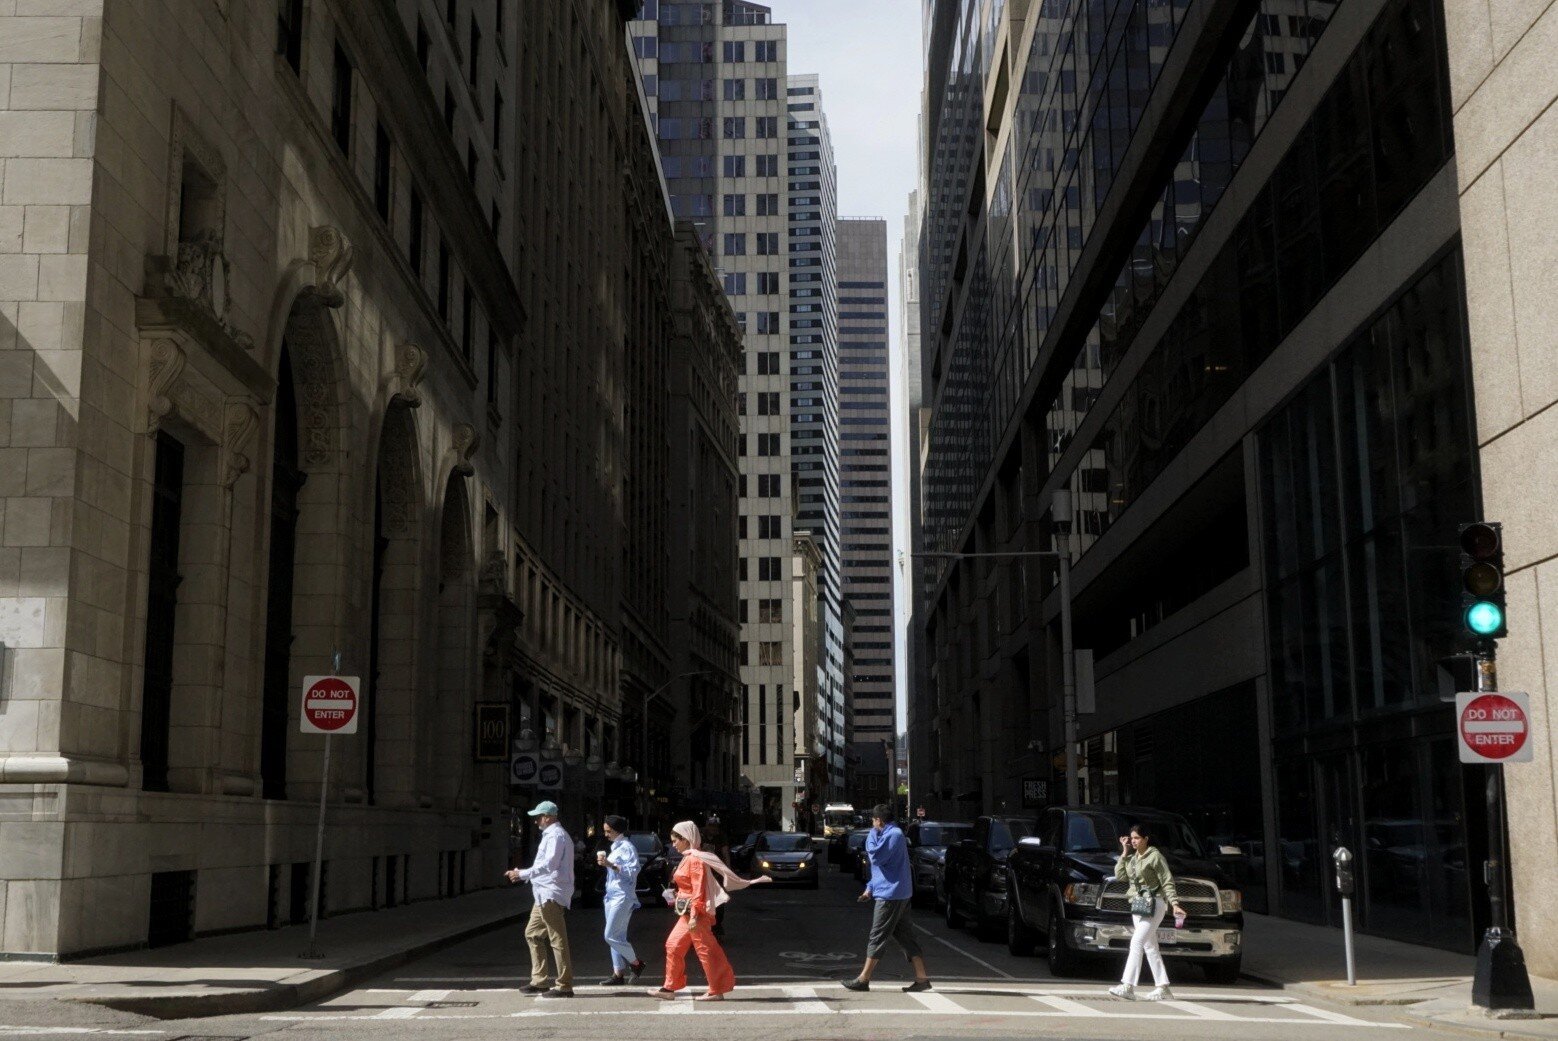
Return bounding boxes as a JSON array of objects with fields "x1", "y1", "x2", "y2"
[{"x1": 914, "y1": 0, "x2": 1483, "y2": 953}]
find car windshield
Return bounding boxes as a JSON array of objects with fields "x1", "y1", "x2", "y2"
[
  {"x1": 1063, "y1": 812, "x2": 1204, "y2": 857},
  {"x1": 990, "y1": 819, "x2": 1037, "y2": 854},
  {"x1": 759, "y1": 833, "x2": 812, "y2": 852},
  {"x1": 919, "y1": 824, "x2": 971, "y2": 847},
  {"x1": 627, "y1": 834, "x2": 661, "y2": 855},
  {"x1": 847, "y1": 831, "x2": 868, "y2": 848}
]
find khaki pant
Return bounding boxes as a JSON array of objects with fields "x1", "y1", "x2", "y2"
[{"x1": 525, "y1": 900, "x2": 572, "y2": 989}]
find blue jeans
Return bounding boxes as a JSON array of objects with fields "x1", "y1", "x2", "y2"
[{"x1": 603, "y1": 893, "x2": 639, "y2": 973}]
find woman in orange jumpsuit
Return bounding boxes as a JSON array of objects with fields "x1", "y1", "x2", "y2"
[{"x1": 648, "y1": 820, "x2": 769, "y2": 1001}]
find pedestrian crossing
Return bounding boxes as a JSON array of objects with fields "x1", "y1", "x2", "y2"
[{"x1": 253, "y1": 979, "x2": 1410, "y2": 1028}]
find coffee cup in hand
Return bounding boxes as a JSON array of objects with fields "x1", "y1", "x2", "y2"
[{"x1": 597, "y1": 850, "x2": 608, "y2": 865}]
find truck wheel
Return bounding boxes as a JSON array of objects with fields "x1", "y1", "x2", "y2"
[
  {"x1": 1046, "y1": 905, "x2": 1080, "y2": 977},
  {"x1": 944, "y1": 889, "x2": 963, "y2": 928},
  {"x1": 1007, "y1": 903, "x2": 1038, "y2": 956},
  {"x1": 1203, "y1": 956, "x2": 1242, "y2": 984}
]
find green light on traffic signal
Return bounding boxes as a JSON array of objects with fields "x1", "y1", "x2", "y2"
[{"x1": 1467, "y1": 601, "x2": 1504, "y2": 636}]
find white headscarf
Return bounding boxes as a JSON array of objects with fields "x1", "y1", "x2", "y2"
[{"x1": 672, "y1": 820, "x2": 770, "y2": 908}]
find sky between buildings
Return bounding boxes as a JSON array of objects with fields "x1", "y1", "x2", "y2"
[{"x1": 760, "y1": 0, "x2": 923, "y2": 735}]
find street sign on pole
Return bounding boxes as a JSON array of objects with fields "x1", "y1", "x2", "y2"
[
  {"x1": 299, "y1": 675, "x2": 360, "y2": 734},
  {"x1": 1456, "y1": 692, "x2": 1532, "y2": 764},
  {"x1": 300, "y1": 659, "x2": 354, "y2": 960}
]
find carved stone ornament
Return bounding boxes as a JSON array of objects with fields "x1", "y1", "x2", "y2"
[
  {"x1": 309, "y1": 225, "x2": 354, "y2": 308},
  {"x1": 158, "y1": 231, "x2": 254, "y2": 350},
  {"x1": 146, "y1": 339, "x2": 187, "y2": 435},
  {"x1": 220, "y1": 399, "x2": 260, "y2": 487},
  {"x1": 452, "y1": 422, "x2": 480, "y2": 476},
  {"x1": 392, "y1": 343, "x2": 427, "y2": 408}
]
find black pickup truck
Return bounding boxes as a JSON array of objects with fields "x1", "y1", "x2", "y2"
[
  {"x1": 942, "y1": 815, "x2": 1039, "y2": 940},
  {"x1": 1003, "y1": 806, "x2": 1244, "y2": 982}
]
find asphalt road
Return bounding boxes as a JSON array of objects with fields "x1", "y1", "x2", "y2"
[{"x1": 0, "y1": 853, "x2": 1472, "y2": 1040}]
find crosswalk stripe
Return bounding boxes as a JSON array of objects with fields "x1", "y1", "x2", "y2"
[
  {"x1": 406, "y1": 989, "x2": 451, "y2": 1003},
  {"x1": 371, "y1": 1007, "x2": 422, "y2": 1019},
  {"x1": 905, "y1": 989, "x2": 963, "y2": 1013},
  {"x1": 1029, "y1": 994, "x2": 1105, "y2": 1015},
  {"x1": 1284, "y1": 1002, "x2": 1382, "y2": 1026},
  {"x1": 1162, "y1": 999, "x2": 1241, "y2": 1020},
  {"x1": 780, "y1": 985, "x2": 832, "y2": 1014}
]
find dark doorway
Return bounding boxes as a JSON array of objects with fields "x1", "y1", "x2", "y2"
[
  {"x1": 261, "y1": 351, "x2": 306, "y2": 799},
  {"x1": 140, "y1": 431, "x2": 185, "y2": 792}
]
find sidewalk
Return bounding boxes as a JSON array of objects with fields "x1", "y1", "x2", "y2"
[
  {"x1": 1241, "y1": 912, "x2": 1558, "y2": 1039},
  {"x1": 0, "y1": 887, "x2": 526, "y2": 1019}
]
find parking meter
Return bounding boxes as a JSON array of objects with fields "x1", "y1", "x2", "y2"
[
  {"x1": 1333, "y1": 846, "x2": 1356, "y2": 984},
  {"x1": 1332, "y1": 846, "x2": 1354, "y2": 896}
]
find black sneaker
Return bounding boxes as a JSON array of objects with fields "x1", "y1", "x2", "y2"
[
  {"x1": 521, "y1": 983, "x2": 549, "y2": 994},
  {"x1": 629, "y1": 960, "x2": 647, "y2": 981},
  {"x1": 540, "y1": 987, "x2": 575, "y2": 998},
  {"x1": 903, "y1": 979, "x2": 933, "y2": 993},
  {"x1": 840, "y1": 978, "x2": 870, "y2": 992},
  {"x1": 601, "y1": 975, "x2": 627, "y2": 987}
]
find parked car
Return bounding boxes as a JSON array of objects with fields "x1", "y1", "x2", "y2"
[
  {"x1": 839, "y1": 829, "x2": 868, "y2": 874},
  {"x1": 942, "y1": 815, "x2": 1038, "y2": 940},
  {"x1": 751, "y1": 831, "x2": 820, "y2": 887},
  {"x1": 906, "y1": 820, "x2": 973, "y2": 907},
  {"x1": 1003, "y1": 806, "x2": 1244, "y2": 982}
]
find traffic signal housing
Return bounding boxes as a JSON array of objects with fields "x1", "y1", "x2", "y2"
[{"x1": 1459, "y1": 521, "x2": 1507, "y2": 641}]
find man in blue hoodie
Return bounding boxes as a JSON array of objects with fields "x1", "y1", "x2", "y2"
[{"x1": 842, "y1": 804, "x2": 933, "y2": 993}]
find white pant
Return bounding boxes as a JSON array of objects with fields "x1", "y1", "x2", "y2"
[{"x1": 1121, "y1": 897, "x2": 1170, "y2": 988}]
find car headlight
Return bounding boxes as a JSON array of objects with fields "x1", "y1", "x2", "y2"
[
  {"x1": 761, "y1": 860, "x2": 772, "y2": 870},
  {"x1": 1063, "y1": 882, "x2": 1103, "y2": 906},
  {"x1": 1219, "y1": 888, "x2": 1242, "y2": 914}
]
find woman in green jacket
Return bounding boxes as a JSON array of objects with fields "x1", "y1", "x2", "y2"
[{"x1": 1107, "y1": 822, "x2": 1187, "y2": 1001}]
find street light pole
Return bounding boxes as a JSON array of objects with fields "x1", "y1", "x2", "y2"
[{"x1": 912, "y1": 546, "x2": 1079, "y2": 805}]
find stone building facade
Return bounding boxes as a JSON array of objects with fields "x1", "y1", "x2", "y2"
[
  {"x1": 0, "y1": 0, "x2": 737, "y2": 957},
  {"x1": 1444, "y1": 0, "x2": 1558, "y2": 978},
  {"x1": 665, "y1": 221, "x2": 743, "y2": 807}
]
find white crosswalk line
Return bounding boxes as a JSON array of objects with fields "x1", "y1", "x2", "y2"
[
  {"x1": 371, "y1": 1006, "x2": 422, "y2": 1019},
  {"x1": 406, "y1": 989, "x2": 451, "y2": 1003},
  {"x1": 1029, "y1": 994, "x2": 1106, "y2": 1015},
  {"x1": 905, "y1": 989, "x2": 963, "y2": 1013},
  {"x1": 1162, "y1": 999, "x2": 1241, "y2": 1020},
  {"x1": 780, "y1": 985, "x2": 832, "y2": 1014},
  {"x1": 1284, "y1": 1002, "x2": 1385, "y2": 1026}
]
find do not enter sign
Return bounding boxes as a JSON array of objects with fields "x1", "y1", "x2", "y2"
[
  {"x1": 1456, "y1": 692, "x2": 1532, "y2": 764},
  {"x1": 300, "y1": 675, "x2": 361, "y2": 734}
]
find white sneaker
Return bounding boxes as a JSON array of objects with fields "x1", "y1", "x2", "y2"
[
  {"x1": 1107, "y1": 984, "x2": 1135, "y2": 1000},
  {"x1": 1143, "y1": 986, "x2": 1174, "y2": 1001}
]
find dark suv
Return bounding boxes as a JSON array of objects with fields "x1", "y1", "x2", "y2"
[
  {"x1": 942, "y1": 815, "x2": 1038, "y2": 940},
  {"x1": 905, "y1": 820, "x2": 972, "y2": 907},
  {"x1": 1004, "y1": 806, "x2": 1244, "y2": 982}
]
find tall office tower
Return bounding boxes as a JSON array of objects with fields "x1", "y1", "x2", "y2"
[
  {"x1": 631, "y1": 0, "x2": 832, "y2": 827},
  {"x1": 785, "y1": 74, "x2": 847, "y2": 797},
  {"x1": 903, "y1": 186, "x2": 933, "y2": 807},
  {"x1": 837, "y1": 219, "x2": 895, "y2": 747},
  {"x1": 916, "y1": 0, "x2": 1517, "y2": 958}
]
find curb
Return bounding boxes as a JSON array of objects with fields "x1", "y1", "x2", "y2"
[{"x1": 67, "y1": 910, "x2": 527, "y2": 1021}]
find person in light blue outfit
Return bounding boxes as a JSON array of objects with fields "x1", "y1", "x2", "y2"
[{"x1": 599, "y1": 814, "x2": 646, "y2": 985}]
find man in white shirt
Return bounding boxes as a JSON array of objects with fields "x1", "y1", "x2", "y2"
[{"x1": 505, "y1": 800, "x2": 576, "y2": 996}]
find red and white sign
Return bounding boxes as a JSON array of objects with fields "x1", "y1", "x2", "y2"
[
  {"x1": 300, "y1": 675, "x2": 360, "y2": 735},
  {"x1": 1456, "y1": 692, "x2": 1532, "y2": 764}
]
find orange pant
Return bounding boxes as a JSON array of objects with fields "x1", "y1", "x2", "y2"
[{"x1": 663, "y1": 915, "x2": 735, "y2": 995}]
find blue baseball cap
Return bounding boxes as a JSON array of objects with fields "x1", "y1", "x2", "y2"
[{"x1": 527, "y1": 800, "x2": 560, "y2": 817}]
